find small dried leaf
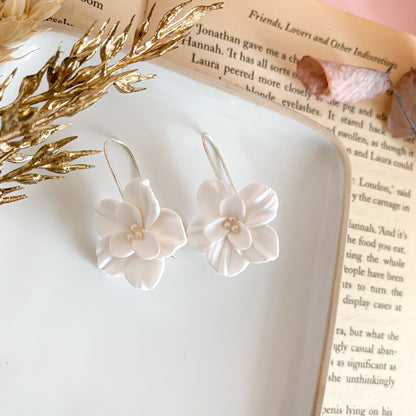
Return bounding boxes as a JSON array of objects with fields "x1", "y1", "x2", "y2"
[
  {"x1": 46, "y1": 47, "x2": 62, "y2": 87},
  {"x1": 113, "y1": 72, "x2": 153, "y2": 93},
  {"x1": 18, "y1": 65, "x2": 48, "y2": 98},
  {"x1": 44, "y1": 163, "x2": 94, "y2": 174},
  {"x1": 0, "y1": 194, "x2": 27, "y2": 204},
  {"x1": 7, "y1": 153, "x2": 32, "y2": 163},
  {"x1": 156, "y1": 1, "x2": 192, "y2": 36},
  {"x1": 156, "y1": 2, "x2": 223, "y2": 39},
  {"x1": 0, "y1": 68, "x2": 17, "y2": 101},
  {"x1": 100, "y1": 21, "x2": 120, "y2": 62},
  {"x1": 297, "y1": 56, "x2": 390, "y2": 103},
  {"x1": 0, "y1": 185, "x2": 24, "y2": 196},
  {"x1": 13, "y1": 173, "x2": 62, "y2": 184},
  {"x1": 387, "y1": 69, "x2": 416, "y2": 137},
  {"x1": 131, "y1": 4, "x2": 155, "y2": 50},
  {"x1": 49, "y1": 149, "x2": 100, "y2": 163}
]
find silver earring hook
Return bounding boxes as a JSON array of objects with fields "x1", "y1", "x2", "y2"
[
  {"x1": 201, "y1": 132, "x2": 236, "y2": 192},
  {"x1": 104, "y1": 138, "x2": 142, "y2": 198}
]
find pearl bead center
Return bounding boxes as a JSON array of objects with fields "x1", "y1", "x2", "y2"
[
  {"x1": 126, "y1": 222, "x2": 144, "y2": 242},
  {"x1": 223, "y1": 216, "x2": 240, "y2": 233}
]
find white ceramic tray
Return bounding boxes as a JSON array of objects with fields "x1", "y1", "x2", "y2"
[{"x1": 0, "y1": 33, "x2": 350, "y2": 416}]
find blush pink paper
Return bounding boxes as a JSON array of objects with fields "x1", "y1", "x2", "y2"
[{"x1": 316, "y1": 0, "x2": 416, "y2": 36}]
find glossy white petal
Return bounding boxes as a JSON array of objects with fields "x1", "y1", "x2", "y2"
[
  {"x1": 203, "y1": 216, "x2": 228, "y2": 243},
  {"x1": 227, "y1": 221, "x2": 252, "y2": 251},
  {"x1": 95, "y1": 199, "x2": 123, "y2": 237},
  {"x1": 96, "y1": 236, "x2": 124, "y2": 276},
  {"x1": 124, "y1": 255, "x2": 165, "y2": 290},
  {"x1": 208, "y1": 239, "x2": 249, "y2": 277},
  {"x1": 197, "y1": 179, "x2": 235, "y2": 217},
  {"x1": 123, "y1": 178, "x2": 160, "y2": 229},
  {"x1": 187, "y1": 216, "x2": 211, "y2": 253},
  {"x1": 109, "y1": 232, "x2": 134, "y2": 258},
  {"x1": 131, "y1": 230, "x2": 160, "y2": 260},
  {"x1": 241, "y1": 225, "x2": 279, "y2": 263},
  {"x1": 150, "y1": 208, "x2": 187, "y2": 258},
  {"x1": 219, "y1": 195, "x2": 245, "y2": 219},
  {"x1": 115, "y1": 202, "x2": 143, "y2": 229},
  {"x1": 240, "y1": 183, "x2": 278, "y2": 227}
]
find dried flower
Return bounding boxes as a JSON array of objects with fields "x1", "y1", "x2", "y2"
[
  {"x1": 387, "y1": 69, "x2": 416, "y2": 137},
  {"x1": 297, "y1": 56, "x2": 390, "y2": 103},
  {"x1": 0, "y1": 0, "x2": 63, "y2": 63},
  {"x1": 0, "y1": 1, "x2": 223, "y2": 204}
]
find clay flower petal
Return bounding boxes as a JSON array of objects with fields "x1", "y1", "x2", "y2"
[
  {"x1": 131, "y1": 230, "x2": 160, "y2": 260},
  {"x1": 115, "y1": 202, "x2": 143, "y2": 229},
  {"x1": 227, "y1": 221, "x2": 252, "y2": 250},
  {"x1": 96, "y1": 236, "x2": 125, "y2": 276},
  {"x1": 207, "y1": 239, "x2": 249, "y2": 277},
  {"x1": 219, "y1": 195, "x2": 245, "y2": 219},
  {"x1": 240, "y1": 183, "x2": 278, "y2": 228},
  {"x1": 203, "y1": 216, "x2": 228, "y2": 242},
  {"x1": 150, "y1": 208, "x2": 187, "y2": 258},
  {"x1": 123, "y1": 178, "x2": 160, "y2": 229},
  {"x1": 297, "y1": 56, "x2": 390, "y2": 103},
  {"x1": 197, "y1": 179, "x2": 235, "y2": 217},
  {"x1": 123, "y1": 178, "x2": 160, "y2": 228},
  {"x1": 242, "y1": 225, "x2": 279, "y2": 264},
  {"x1": 109, "y1": 232, "x2": 135, "y2": 258},
  {"x1": 95, "y1": 199, "x2": 123, "y2": 237},
  {"x1": 187, "y1": 216, "x2": 211, "y2": 253},
  {"x1": 124, "y1": 255, "x2": 165, "y2": 290},
  {"x1": 387, "y1": 69, "x2": 416, "y2": 137}
]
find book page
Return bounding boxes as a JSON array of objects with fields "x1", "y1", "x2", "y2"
[
  {"x1": 154, "y1": 1, "x2": 416, "y2": 414},
  {"x1": 44, "y1": 0, "x2": 148, "y2": 35},
  {"x1": 46, "y1": 0, "x2": 416, "y2": 414}
]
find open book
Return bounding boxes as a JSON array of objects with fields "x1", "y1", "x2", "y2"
[{"x1": 48, "y1": 0, "x2": 415, "y2": 414}]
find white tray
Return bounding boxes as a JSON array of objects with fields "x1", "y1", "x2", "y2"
[{"x1": 0, "y1": 32, "x2": 350, "y2": 416}]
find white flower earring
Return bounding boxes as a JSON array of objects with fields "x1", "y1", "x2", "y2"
[
  {"x1": 187, "y1": 133, "x2": 279, "y2": 277},
  {"x1": 95, "y1": 138, "x2": 187, "y2": 290}
]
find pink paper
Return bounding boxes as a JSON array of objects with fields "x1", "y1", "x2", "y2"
[{"x1": 316, "y1": 0, "x2": 416, "y2": 36}]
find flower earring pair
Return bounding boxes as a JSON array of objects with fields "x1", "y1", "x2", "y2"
[{"x1": 95, "y1": 134, "x2": 279, "y2": 290}]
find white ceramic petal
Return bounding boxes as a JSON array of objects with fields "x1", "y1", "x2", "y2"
[
  {"x1": 95, "y1": 199, "x2": 123, "y2": 237},
  {"x1": 150, "y1": 208, "x2": 187, "y2": 258},
  {"x1": 103, "y1": 257, "x2": 126, "y2": 276},
  {"x1": 241, "y1": 225, "x2": 279, "y2": 263},
  {"x1": 207, "y1": 239, "x2": 249, "y2": 277},
  {"x1": 219, "y1": 195, "x2": 245, "y2": 219},
  {"x1": 96, "y1": 236, "x2": 125, "y2": 275},
  {"x1": 96, "y1": 236, "x2": 112, "y2": 268},
  {"x1": 123, "y1": 178, "x2": 160, "y2": 229},
  {"x1": 197, "y1": 179, "x2": 235, "y2": 217},
  {"x1": 203, "y1": 216, "x2": 228, "y2": 243},
  {"x1": 187, "y1": 216, "x2": 211, "y2": 253},
  {"x1": 124, "y1": 255, "x2": 165, "y2": 290},
  {"x1": 95, "y1": 199, "x2": 118, "y2": 220},
  {"x1": 240, "y1": 183, "x2": 278, "y2": 227},
  {"x1": 131, "y1": 230, "x2": 160, "y2": 260},
  {"x1": 109, "y1": 232, "x2": 134, "y2": 258},
  {"x1": 115, "y1": 202, "x2": 143, "y2": 229},
  {"x1": 227, "y1": 221, "x2": 252, "y2": 250}
]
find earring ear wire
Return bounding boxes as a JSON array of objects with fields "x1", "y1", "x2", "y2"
[
  {"x1": 104, "y1": 138, "x2": 142, "y2": 198},
  {"x1": 201, "y1": 132, "x2": 236, "y2": 192}
]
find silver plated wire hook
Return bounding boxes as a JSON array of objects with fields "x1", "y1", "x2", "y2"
[
  {"x1": 201, "y1": 132, "x2": 236, "y2": 192},
  {"x1": 104, "y1": 138, "x2": 142, "y2": 198}
]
